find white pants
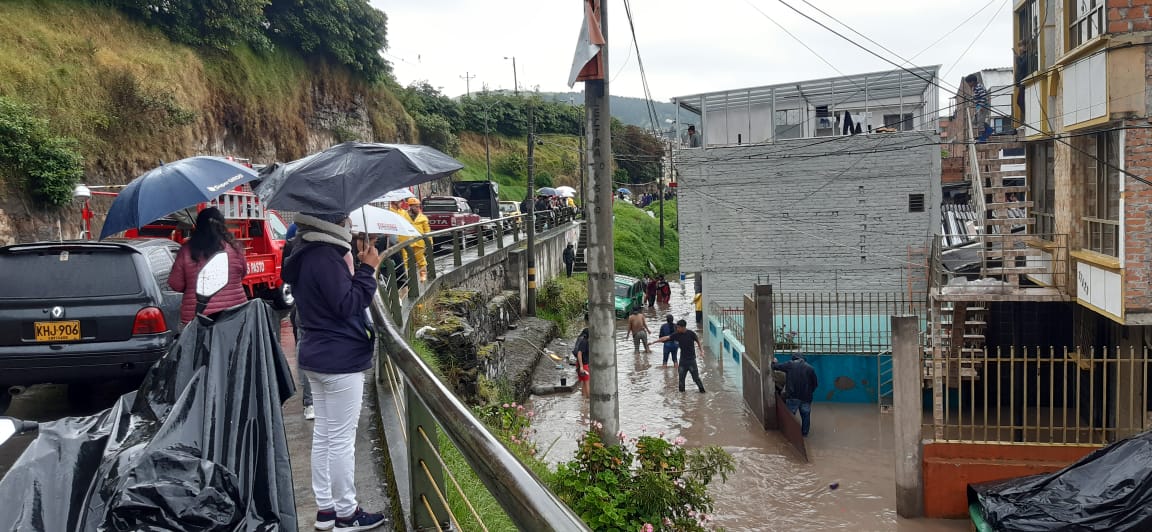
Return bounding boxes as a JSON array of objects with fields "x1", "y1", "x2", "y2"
[{"x1": 304, "y1": 370, "x2": 365, "y2": 517}]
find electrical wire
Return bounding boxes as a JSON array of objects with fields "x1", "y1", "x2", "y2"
[{"x1": 940, "y1": 0, "x2": 1011, "y2": 81}]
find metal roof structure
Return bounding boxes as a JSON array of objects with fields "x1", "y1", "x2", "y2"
[{"x1": 672, "y1": 66, "x2": 942, "y2": 114}]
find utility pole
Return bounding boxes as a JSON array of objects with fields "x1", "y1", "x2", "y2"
[
  {"x1": 584, "y1": 0, "x2": 619, "y2": 446},
  {"x1": 504, "y1": 56, "x2": 519, "y2": 94},
  {"x1": 526, "y1": 102, "x2": 537, "y2": 316},
  {"x1": 484, "y1": 101, "x2": 493, "y2": 182},
  {"x1": 460, "y1": 72, "x2": 475, "y2": 97},
  {"x1": 659, "y1": 139, "x2": 671, "y2": 247},
  {"x1": 579, "y1": 124, "x2": 586, "y2": 214}
]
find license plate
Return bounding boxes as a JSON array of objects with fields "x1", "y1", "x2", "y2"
[{"x1": 34, "y1": 320, "x2": 81, "y2": 342}]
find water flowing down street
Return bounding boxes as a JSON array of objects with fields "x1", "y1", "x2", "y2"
[{"x1": 531, "y1": 279, "x2": 966, "y2": 531}]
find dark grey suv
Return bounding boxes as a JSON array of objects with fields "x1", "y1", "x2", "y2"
[{"x1": 0, "y1": 239, "x2": 182, "y2": 413}]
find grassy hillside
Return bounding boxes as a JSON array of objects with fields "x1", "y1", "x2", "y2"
[
  {"x1": 456, "y1": 131, "x2": 581, "y2": 202},
  {"x1": 614, "y1": 200, "x2": 679, "y2": 278},
  {"x1": 0, "y1": 0, "x2": 413, "y2": 181}
]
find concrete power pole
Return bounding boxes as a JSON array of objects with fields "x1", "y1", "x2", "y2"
[
  {"x1": 584, "y1": 0, "x2": 619, "y2": 445},
  {"x1": 460, "y1": 72, "x2": 475, "y2": 97},
  {"x1": 526, "y1": 104, "x2": 537, "y2": 316}
]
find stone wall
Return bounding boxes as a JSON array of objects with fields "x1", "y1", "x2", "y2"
[{"x1": 675, "y1": 132, "x2": 941, "y2": 311}]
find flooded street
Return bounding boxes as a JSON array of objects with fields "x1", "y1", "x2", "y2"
[{"x1": 532, "y1": 279, "x2": 966, "y2": 531}]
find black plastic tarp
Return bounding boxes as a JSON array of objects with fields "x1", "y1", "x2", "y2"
[
  {"x1": 969, "y1": 430, "x2": 1152, "y2": 531},
  {"x1": 0, "y1": 301, "x2": 297, "y2": 531}
]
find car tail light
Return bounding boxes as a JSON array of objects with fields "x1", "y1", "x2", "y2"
[{"x1": 133, "y1": 307, "x2": 167, "y2": 335}]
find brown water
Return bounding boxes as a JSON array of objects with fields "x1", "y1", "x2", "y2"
[{"x1": 531, "y1": 279, "x2": 966, "y2": 531}]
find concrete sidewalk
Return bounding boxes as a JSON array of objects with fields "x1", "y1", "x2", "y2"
[{"x1": 278, "y1": 319, "x2": 393, "y2": 532}]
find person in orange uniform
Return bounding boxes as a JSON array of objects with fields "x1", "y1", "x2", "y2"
[{"x1": 407, "y1": 197, "x2": 431, "y2": 281}]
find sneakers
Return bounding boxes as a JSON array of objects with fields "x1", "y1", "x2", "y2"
[
  {"x1": 335, "y1": 508, "x2": 387, "y2": 531},
  {"x1": 314, "y1": 508, "x2": 336, "y2": 530},
  {"x1": 304, "y1": 405, "x2": 315, "y2": 420}
]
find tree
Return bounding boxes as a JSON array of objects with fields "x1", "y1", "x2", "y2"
[
  {"x1": 612, "y1": 124, "x2": 664, "y2": 184},
  {"x1": 265, "y1": 0, "x2": 391, "y2": 80},
  {"x1": 112, "y1": 0, "x2": 272, "y2": 51}
]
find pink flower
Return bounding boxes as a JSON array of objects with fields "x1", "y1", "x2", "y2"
[
  {"x1": 640, "y1": 424, "x2": 648, "y2": 432},
  {"x1": 662, "y1": 517, "x2": 673, "y2": 526},
  {"x1": 511, "y1": 402, "x2": 518, "y2": 407},
  {"x1": 502, "y1": 403, "x2": 510, "y2": 408},
  {"x1": 673, "y1": 436, "x2": 687, "y2": 446},
  {"x1": 640, "y1": 524, "x2": 654, "y2": 532},
  {"x1": 526, "y1": 411, "x2": 536, "y2": 418},
  {"x1": 517, "y1": 404, "x2": 524, "y2": 411}
]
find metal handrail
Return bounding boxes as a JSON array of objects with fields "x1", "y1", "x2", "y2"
[{"x1": 364, "y1": 211, "x2": 589, "y2": 530}]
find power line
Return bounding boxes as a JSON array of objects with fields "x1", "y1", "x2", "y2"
[
  {"x1": 940, "y1": 0, "x2": 1011, "y2": 81},
  {"x1": 760, "y1": 0, "x2": 1151, "y2": 186},
  {"x1": 621, "y1": 0, "x2": 663, "y2": 137}
]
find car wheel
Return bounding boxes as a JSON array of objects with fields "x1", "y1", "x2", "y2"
[{"x1": 271, "y1": 284, "x2": 294, "y2": 310}]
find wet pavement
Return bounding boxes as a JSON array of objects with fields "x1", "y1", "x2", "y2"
[{"x1": 531, "y1": 279, "x2": 968, "y2": 531}]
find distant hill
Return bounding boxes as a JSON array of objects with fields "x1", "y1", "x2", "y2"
[{"x1": 537, "y1": 92, "x2": 690, "y2": 132}]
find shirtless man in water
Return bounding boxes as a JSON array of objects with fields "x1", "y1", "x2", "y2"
[{"x1": 627, "y1": 308, "x2": 651, "y2": 353}]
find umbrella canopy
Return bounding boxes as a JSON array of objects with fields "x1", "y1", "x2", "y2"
[
  {"x1": 374, "y1": 188, "x2": 415, "y2": 204},
  {"x1": 349, "y1": 204, "x2": 421, "y2": 236},
  {"x1": 255, "y1": 142, "x2": 463, "y2": 215},
  {"x1": 555, "y1": 186, "x2": 577, "y2": 196},
  {"x1": 617, "y1": 187, "x2": 632, "y2": 194},
  {"x1": 536, "y1": 187, "x2": 560, "y2": 196},
  {"x1": 99, "y1": 157, "x2": 259, "y2": 239}
]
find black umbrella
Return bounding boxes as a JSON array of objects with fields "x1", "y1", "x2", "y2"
[{"x1": 254, "y1": 142, "x2": 464, "y2": 215}]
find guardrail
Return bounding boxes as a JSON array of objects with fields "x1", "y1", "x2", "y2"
[{"x1": 366, "y1": 210, "x2": 589, "y2": 531}]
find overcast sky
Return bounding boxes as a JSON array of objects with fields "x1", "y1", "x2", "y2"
[{"x1": 373, "y1": 0, "x2": 1012, "y2": 107}]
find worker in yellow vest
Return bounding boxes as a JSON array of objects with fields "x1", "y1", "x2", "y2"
[
  {"x1": 389, "y1": 199, "x2": 414, "y2": 271},
  {"x1": 407, "y1": 197, "x2": 431, "y2": 281}
]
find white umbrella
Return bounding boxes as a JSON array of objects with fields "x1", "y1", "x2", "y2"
[
  {"x1": 349, "y1": 204, "x2": 421, "y2": 236},
  {"x1": 373, "y1": 188, "x2": 415, "y2": 204},
  {"x1": 555, "y1": 186, "x2": 577, "y2": 197}
]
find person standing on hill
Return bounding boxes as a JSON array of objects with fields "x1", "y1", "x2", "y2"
[
  {"x1": 407, "y1": 198, "x2": 430, "y2": 282},
  {"x1": 658, "y1": 314, "x2": 679, "y2": 367},
  {"x1": 655, "y1": 320, "x2": 705, "y2": 393},
  {"x1": 772, "y1": 354, "x2": 818, "y2": 437}
]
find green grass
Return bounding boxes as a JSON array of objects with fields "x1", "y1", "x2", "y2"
[
  {"x1": 613, "y1": 200, "x2": 679, "y2": 277},
  {"x1": 537, "y1": 273, "x2": 589, "y2": 336},
  {"x1": 438, "y1": 435, "x2": 518, "y2": 532},
  {"x1": 457, "y1": 132, "x2": 580, "y2": 202}
]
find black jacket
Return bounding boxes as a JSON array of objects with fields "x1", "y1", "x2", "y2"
[
  {"x1": 563, "y1": 246, "x2": 575, "y2": 263},
  {"x1": 772, "y1": 357, "x2": 818, "y2": 403}
]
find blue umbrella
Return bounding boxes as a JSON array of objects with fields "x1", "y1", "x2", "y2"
[
  {"x1": 100, "y1": 157, "x2": 259, "y2": 239},
  {"x1": 617, "y1": 187, "x2": 632, "y2": 194}
]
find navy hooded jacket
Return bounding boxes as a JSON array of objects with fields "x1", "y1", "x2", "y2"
[
  {"x1": 772, "y1": 356, "x2": 818, "y2": 403},
  {"x1": 281, "y1": 242, "x2": 376, "y2": 374}
]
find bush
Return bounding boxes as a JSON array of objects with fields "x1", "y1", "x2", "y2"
[
  {"x1": 534, "y1": 171, "x2": 554, "y2": 188},
  {"x1": 537, "y1": 275, "x2": 588, "y2": 334},
  {"x1": 495, "y1": 151, "x2": 527, "y2": 179},
  {"x1": 414, "y1": 112, "x2": 460, "y2": 155},
  {"x1": 0, "y1": 97, "x2": 84, "y2": 206},
  {"x1": 551, "y1": 427, "x2": 735, "y2": 531}
]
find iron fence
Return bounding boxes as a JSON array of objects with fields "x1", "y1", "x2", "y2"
[
  {"x1": 771, "y1": 292, "x2": 926, "y2": 354},
  {"x1": 710, "y1": 302, "x2": 744, "y2": 344},
  {"x1": 924, "y1": 346, "x2": 1152, "y2": 445}
]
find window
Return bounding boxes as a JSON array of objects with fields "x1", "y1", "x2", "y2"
[
  {"x1": 1082, "y1": 130, "x2": 1120, "y2": 256},
  {"x1": 1016, "y1": 0, "x2": 1039, "y2": 78},
  {"x1": 775, "y1": 108, "x2": 803, "y2": 140},
  {"x1": 1069, "y1": 0, "x2": 1103, "y2": 50},
  {"x1": 908, "y1": 194, "x2": 926, "y2": 213},
  {"x1": 1028, "y1": 141, "x2": 1056, "y2": 236},
  {"x1": 883, "y1": 113, "x2": 915, "y2": 131}
]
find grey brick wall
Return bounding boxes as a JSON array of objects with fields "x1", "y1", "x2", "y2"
[{"x1": 675, "y1": 132, "x2": 941, "y2": 310}]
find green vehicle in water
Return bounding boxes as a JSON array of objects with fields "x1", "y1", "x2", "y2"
[{"x1": 614, "y1": 275, "x2": 645, "y2": 318}]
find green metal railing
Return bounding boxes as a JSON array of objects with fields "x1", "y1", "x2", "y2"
[{"x1": 367, "y1": 209, "x2": 588, "y2": 531}]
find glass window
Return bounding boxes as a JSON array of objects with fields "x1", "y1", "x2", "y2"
[
  {"x1": 1069, "y1": 0, "x2": 1103, "y2": 51},
  {"x1": 1029, "y1": 141, "x2": 1056, "y2": 236},
  {"x1": 1016, "y1": 1, "x2": 1039, "y2": 78},
  {"x1": 1082, "y1": 130, "x2": 1120, "y2": 256}
]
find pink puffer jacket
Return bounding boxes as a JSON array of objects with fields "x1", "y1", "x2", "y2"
[{"x1": 168, "y1": 242, "x2": 249, "y2": 324}]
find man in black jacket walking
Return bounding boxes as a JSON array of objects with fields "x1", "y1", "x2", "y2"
[
  {"x1": 772, "y1": 354, "x2": 818, "y2": 436},
  {"x1": 563, "y1": 242, "x2": 575, "y2": 277}
]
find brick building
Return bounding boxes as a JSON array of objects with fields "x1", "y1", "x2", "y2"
[{"x1": 1015, "y1": 0, "x2": 1152, "y2": 339}]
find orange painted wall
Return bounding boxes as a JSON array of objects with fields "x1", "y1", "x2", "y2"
[{"x1": 922, "y1": 442, "x2": 1099, "y2": 518}]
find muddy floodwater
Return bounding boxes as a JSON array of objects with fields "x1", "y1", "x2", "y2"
[{"x1": 531, "y1": 279, "x2": 966, "y2": 531}]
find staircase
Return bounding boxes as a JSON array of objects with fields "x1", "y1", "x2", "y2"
[
  {"x1": 573, "y1": 221, "x2": 588, "y2": 273},
  {"x1": 878, "y1": 351, "x2": 894, "y2": 412}
]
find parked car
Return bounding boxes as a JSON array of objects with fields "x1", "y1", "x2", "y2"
[
  {"x1": 453, "y1": 181, "x2": 501, "y2": 220},
  {"x1": 614, "y1": 275, "x2": 645, "y2": 318},
  {"x1": 0, "y1": 239, "x2": 183, "y2": 413},
  {"x1": 423, "y1": 196, "x2": 482, "y2": 245},
  {"x1": 498, "y1": 201, "x2": 522, "y2": 218}
]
